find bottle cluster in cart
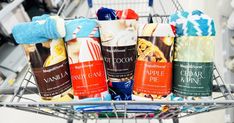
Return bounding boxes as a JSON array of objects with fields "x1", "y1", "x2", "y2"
[{"x1": 0, "y1": 0, "x2": 234, "y2": 123}]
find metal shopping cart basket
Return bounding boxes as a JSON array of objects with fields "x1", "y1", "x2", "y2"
[
  {"x1": 85, "y1": 0, "x2": 183, "y2": 23},
  {"x1": 1, "y1": 0, "x2": 234, "y2": 123}
]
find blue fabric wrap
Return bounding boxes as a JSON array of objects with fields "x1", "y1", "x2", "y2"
[
  {"x1": 12, "y1": 17, "x2": 63, "y2": 44},
  {"x1": 96, "y1": 7, "x2": 118, "y2": 20},
  {"x1": 32, "y1": 14, "x2": 50, "y2": 21},
  {"x1": 65, "y1": 18, "x2": 100, "y2": 41},
  {"x1": 169, "y1": 10, "x2": 216, "y2": 36},
  {"x1": 74, "y1": 94, "x2": 111, "y2": 111},
  {"x1": 108, "y1": 79, "x2": 134, "y2": 100}
]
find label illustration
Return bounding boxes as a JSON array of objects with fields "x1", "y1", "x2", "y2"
[
  {"x1": 23, "y1": 39, "x2": 73, "y2": 99},
  {"x1": 133, "y1": 36, "x2": 174, "y2": 99},
  {"x1": 66, "y1": 37, "x2": 108, "y2": 99}
]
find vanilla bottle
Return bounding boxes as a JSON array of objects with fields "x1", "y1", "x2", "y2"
[
  {"x1": 23, "y1": 39, "x2": 73, "y2": 102},
  {"x1": 12, "y1": 15, "x2": 73, "y2": 102}
]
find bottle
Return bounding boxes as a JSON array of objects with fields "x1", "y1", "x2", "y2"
[{"x1": 23, "y1": 39, "x2": 73, "y2": 102}]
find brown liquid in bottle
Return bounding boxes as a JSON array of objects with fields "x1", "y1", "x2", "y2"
[{"x1": 29, "y1": 48, "x2": 43, "y2": 68}]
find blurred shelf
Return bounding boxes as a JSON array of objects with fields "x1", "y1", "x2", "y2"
[{"x1": 0, "y1": 0, "x2": 24, "y2": 20}]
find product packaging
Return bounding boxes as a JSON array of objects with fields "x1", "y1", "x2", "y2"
[
  {"x1": 170, "y1": 10, "x2": 216, "y2": 97},
  {"x1": 99, "y1": 19, "x2": 137, "y2": 100},
  {"x1": 133, "y1": 23, "x2": 175, "y2": 100},
  {"x1": 65, "y1": 18, "x2": 110, "y2": 107},
  {"x1": 12, "y1": 15, "x2": 73, "y2": 102},
  {"x1": 22, "y1": 39, "x2": 73, "y2": 101}
]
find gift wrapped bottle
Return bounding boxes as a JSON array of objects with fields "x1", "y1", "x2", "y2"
[
  {"x1": 12, "y1": 15, "x2": 73, "y2": 102},
  {"x1": 98, "y1": 19, "x2": 137, "y2": 100},
  {"x1": 65, "y1": 18, "x2": 111, "y2": 106},
  {"x1": 96, "y1": 7, "x2": 139, "y2": 100},
  {"x1": 170, "y1": 10, "x2": 216, "y2": 97},
  {"x1": 133, "y1": 23, "x2": 175, "y2": 100}
]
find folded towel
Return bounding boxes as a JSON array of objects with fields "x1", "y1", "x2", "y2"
[
  {"x1": 12, "y1": 15, "x2": 65, "y2": 44},
  {"x1": 169, "y1": 10, "x2": 216, "y2": 36},
  {"x1": 65, "y1": 18, "x2": 100, "y2": 41},
  {"x1": 116, "y1": 9, "x2": 139, "y2": 19},
  {"x1": 32, "y1": 14, "x2": 50, "y2": 21}
]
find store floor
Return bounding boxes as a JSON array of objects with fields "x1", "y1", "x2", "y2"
[{"x1": 0, "y1": 107, "x2": 225, "y2": 123}]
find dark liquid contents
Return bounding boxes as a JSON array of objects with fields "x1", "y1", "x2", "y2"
[
  {"x1": 36, "y1": 43, "x2": 50, "y2": 63},
  {"x1": 29, "y1": 49, "x2": 43, "y2": 68}
]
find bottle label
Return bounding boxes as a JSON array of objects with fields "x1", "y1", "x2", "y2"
[
  {"x1": 24, "y1": 39, "x2": 72, "y2": 98},
  {"x1": 173, "y1": 61, "x2": 213, "y2": 96},
  {"x1": 102, "y1": 45, "x2": 137, "y2": 79},
  {"x1": 66, "y1": 37, "x2": 108, "y2": 99},
  {"x1": 33, "y1": 59, "x2": 72, "y2": 97},
  {"x1": 133, "y1": 36, "x2": 174, "y2": 98},
  {"x1": 134, "y1": 61, "x2": 172, "y2": 95},
  {"x1": 70, "y1": 61, "x2": 108, "y2": 99}
]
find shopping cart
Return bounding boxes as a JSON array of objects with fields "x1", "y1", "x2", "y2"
[{"x1": 0, "y1": 0, "x2": 234, "y2": 123}]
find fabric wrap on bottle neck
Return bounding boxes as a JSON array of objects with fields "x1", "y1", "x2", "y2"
[
  {"x1": 169, "y1": 10, "x2": 216, "y2": 36},
  {"x1": 64, "y1": 18, "x2": 100, "y2": 41},
  {"x1": 12, "y1": 14, "x2": 65, "y2": 44}
]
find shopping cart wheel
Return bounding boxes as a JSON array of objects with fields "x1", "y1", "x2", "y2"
[
  {"x1": 159, "y1": 119, "x2": 163, "y2": 123},
  {"x1": 67, "y1": 119, "x2": 73, "y2": 123},
  {"x1": 173, "y1": 117, "x2": 179, "y2": 123}
]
